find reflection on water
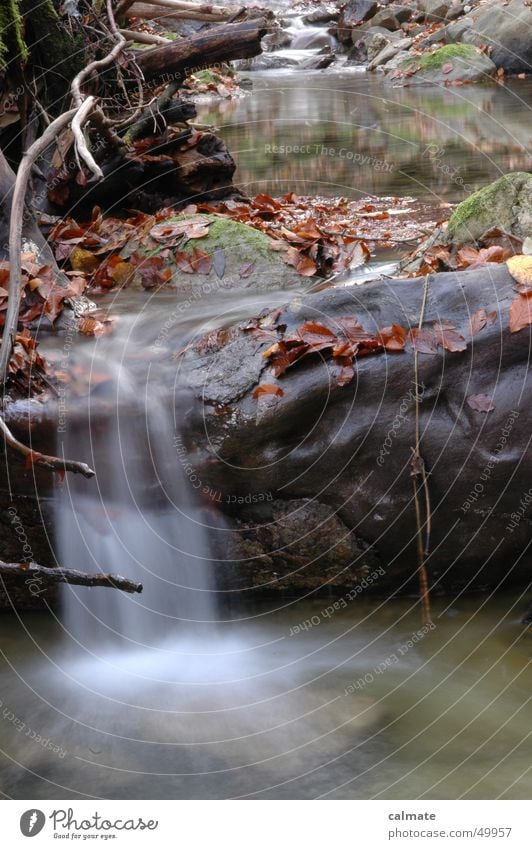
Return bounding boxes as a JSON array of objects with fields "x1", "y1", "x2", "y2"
[
  {"x1": 196, "y1": 72, "x2": 532, "y2": 201},
  {"x1": 0, "y1": 591, "x2": 530, "y2": 799}
]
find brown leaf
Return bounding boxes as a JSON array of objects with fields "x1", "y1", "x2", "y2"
[
  {"x1": 442, "y1": 62, "x2": 453, "y2": 74},
  {"x1": 378, "y1": 325, "x2": 406, "y2": 351},
  {"x1": 252, "y1": 383, "x2": 284, "y2": 399},
  {"x1": 408, "y1": 327, "x2": 440, "y2": 354},
  {"x1": 467, "y1": 393, "x2": 495, "y2": 413},
  {"x1": 70, "y1": 248, "x2": 99, "y2": 274},
  {"x1": 509, "y1": 293, "x2": 532, "y2": 333},
  {"x1": 470, "y1": 308, "x2": 497, "y2": 336},
  {"x1": 433, "y1": 321, "x2": 467, "y2": 352}
]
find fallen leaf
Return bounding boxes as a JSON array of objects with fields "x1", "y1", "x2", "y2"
[
  {"x1": 252, "y1": 383, "x2": 284, "y2": 399},
  {"x1": 470, "y1": 308, "x2": 497, "y2": 336},
  {"x1": 378, "y1": 325, "x2": 406, "y2": 351},
  {"x1": 509, "y1": 293, "x2": 532, "y2": 333},
  {"x1": 506, "y1": 255, "x2": 532, "y2": 289},
  {"x1": 212, "y1": 248, "x2": 225, "y2": 279},
  {"x1": 467, "y1": 394, "x2": 495, "y2": 412},
  {"x1": 442, "y1": 62, "x2": 454, "y2": 74}
]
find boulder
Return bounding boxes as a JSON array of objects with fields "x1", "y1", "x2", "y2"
[
  {"x1": 367, "y1": 36, "x2": 413, "y2": 69},
  {"x1": 120, "y1": 213, "x2": 308, "y2": 293},
  {"x1": 390, "y1": 43, "x2": 496, "y2": 85},
  {"x1": 420, "y1": 0, "x2": 451, "y2": 22},
  {"x1": 303, "y1": 6, "x2": 339, "y2": 24},
  {"x1": 366, "y1": 8, "x2": 400, "y2": 30},
  {"x1": 262, "y1": 28, "x2": 292, "y2": 51},
  {"x1": 337, "y1": 0, "x2": 379, "y2": 44},
  {"x1": 447, "y1": 172, "x2": 532, "y2": 244},
  {"x1": 367, "y1": 31, "x2": 395, "y2": 61},
  {"x1": 234, "y1": 54, "x2": 298, "y2": 71},
  {"x1": 458, "y1": 0, "x2": 532, "y2": 74},
  {"x1": 179, "y1": 264, "x2": 532, "y2": 595}
]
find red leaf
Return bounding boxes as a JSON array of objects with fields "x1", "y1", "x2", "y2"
[
  {"x1": 252, "y1": 383, "x2": 284, "y2": 399},
  {"x1": 467, "y1": 394, "x2": 495, "y2": 413},
  {"x1": 378, "y1": 325, "x2": 406, "y2": 351},
  {"x1": 433, "y1": 321, "x2": 467, "y2": 352},
  {"x1": 408, "y1": 327, "x2": 440, "y2": 354}
]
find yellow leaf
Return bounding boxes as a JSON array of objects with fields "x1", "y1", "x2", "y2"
[{"x1": 506, "y1": 255, "x2": 532, "y2": 288}]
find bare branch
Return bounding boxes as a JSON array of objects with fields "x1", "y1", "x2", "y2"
[
  {"x1": 0, "y1": 415, "x2": 95, "y2": 478},
  {"x1": 0, "y1": 560, "x2": 143, "y2": 593},
  {"x1": 119, "y1": 28, "x2": 172, "y2": 45}
]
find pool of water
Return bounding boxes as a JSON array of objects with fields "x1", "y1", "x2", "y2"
[{"x1": 0, "y1": 589, "x2": 531, "y2": 799}]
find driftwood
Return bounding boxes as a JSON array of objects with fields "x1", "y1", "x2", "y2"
[
  {"x1": 0, "y1": 561, "x2": 143, "y2": 593},
  {"x1": 123, "y1": 0, "x2": 248, "y2": 22},
  {"x1": 135, "y1": 17, "x2": 270, "y2": 80}
]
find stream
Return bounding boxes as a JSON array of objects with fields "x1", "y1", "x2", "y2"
[{"x1": 1, "y1": 58, "x2": 531, "y2": 800}]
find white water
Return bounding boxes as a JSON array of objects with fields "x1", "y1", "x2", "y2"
[{"x1": 56, "y1": 344, "x2": 217, "y2": 652}]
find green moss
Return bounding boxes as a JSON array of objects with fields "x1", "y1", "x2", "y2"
[
  {"x1": 448, "y1": 172, "x2": 532, "y2": 243},
  {"x1": 0, "y1": 0, "x2": 29, "y2": 70},
  {"x1": 193, "y1": 70, "x2": 221, "y2": 85},
  {"x1": 402, "y1": 43, "x2": 482, "y2": 72},
  {"x1": 141, "y1": 214, "x2": 280, "y2": 263}
]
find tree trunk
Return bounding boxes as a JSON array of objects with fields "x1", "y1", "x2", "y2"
[{"x1": 135, "y1": 17, "x2": 270, "y2": 80}]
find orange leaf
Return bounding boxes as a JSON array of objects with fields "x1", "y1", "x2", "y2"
[
  {"x1": 509, "y1": 293, "x2": 532, "y2": 333},
  {"x1": 506, "y1": 255, "x2": 532, "y2": 289},
  {"x1": 470, "y1": 308, "x2": 497, "y2": 336},
  {"x1": 252, "y1": 383, "x2": 284, "y2": 399}
]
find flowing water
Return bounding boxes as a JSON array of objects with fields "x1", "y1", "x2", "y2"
[{"x1": 1, "y1": 58, "x2": 532, "y2": 800}]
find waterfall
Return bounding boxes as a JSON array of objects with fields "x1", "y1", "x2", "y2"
[{"x1": 55, "y1": 328, "x2": 217, "y2": 653}]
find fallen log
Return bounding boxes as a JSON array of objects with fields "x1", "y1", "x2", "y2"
[
  {"x1": 124, "y1": 0, "x2": 244, "y2": 22},
  {"x1": 135, "y1": 17, "x2": 270, "y2": 80},
  {"x1": 0, "y1": 561, "x2": 143, "y2": 594},
  {"x1": 178, "y1": 264, "x2": 532, "y2": 597}
]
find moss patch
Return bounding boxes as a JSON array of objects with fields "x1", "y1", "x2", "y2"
[
  {"x1": 448, "y1": 172, "x2": 532, "y2": 244},
  {"x1": 413, "y1": 43, "x2": 481, "y2": 71},
  {"x1": 122, "y1": 213, "x2": 306, "y2": 292},
  {"x1": 0, "y1": 0, "x2": 29, "y2": 70}
]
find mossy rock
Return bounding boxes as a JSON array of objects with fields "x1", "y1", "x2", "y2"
[
  {"x1": 391, "y1": 43, "x2": 496, "y2": 85},
  {"x1": 448, "y1": 173, "x2": 532, "y2": 245},
  {"x1": 121, "y1": 214, "x2": 308, "y2": 292}
]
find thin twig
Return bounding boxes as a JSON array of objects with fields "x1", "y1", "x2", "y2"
[
  {"x1": 0, "y1": 415, "x2": 95, "y2": 478},
  {"x1": 0, "y1": 560, "x2": 142, "y2": 593},
  {"x1": 411, "y1": 274, "x2": 433, "y2": 627}
]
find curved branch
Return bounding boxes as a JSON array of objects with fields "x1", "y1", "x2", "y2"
[
  {"x1": 0, "y1": 561, "x2": 143, "y2": 593},
  {"x1": 0, "y1": 108, "x2": 77, "y2": 385},
  {"x1": 0, "y1": 415, "x2": 95, "y2": 478}
]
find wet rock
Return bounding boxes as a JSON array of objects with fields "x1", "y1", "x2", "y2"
[
  {"x1": 303, "y1": 6, "x2": 339, "y2": 24},
  {"x1": 367, "y1": 36, "x2": 413, "y2": 70},
  {"x1": 390, "y1": 43, "x2": 496, "y2": 85},
  {"x1": 367, "y1": 31, "x2": 397, "y2": 61},
  {"x1": 120, "y1": 213, "x2": 308, "y2": 294},
  {"x1": 337, "y1": 0, "x2": 379, "y2": 43},
  {"x1": 180, "y1": 264, "x2": 532, "y2": 595},
  {"x1": 300, "y1": 51, "x2": 336, "y2": 69},
  {"x1": 219, "y1": 498, "x2": 380, "y2": 592},
  {"x1": 366, "y1": 8, "x2": 400, "y2": 30},
  {"x1": 234, "y1": 54, "x2": 298, "y2": 71},
  {"x1": 447, "y1": 172, "x2": 532, "y2": 244},
  {"x1": 347, "y1": 38, "x2": 369, "y2": 63},
  {"x1": 457, "y1": 0, "x2": 532, "y2": 74},
  {"x1": 262, "y1": 27, "x2": 292, "y2": 51},
  {"x1": 420, "y1": 0, "x2": 451, "y2": 23},
  {"x1": 291, "y1": 29, "x2": 334, "y2": 50},
  {"x1": 386, "y1": 4, "x2": 417, "y2": 23}
]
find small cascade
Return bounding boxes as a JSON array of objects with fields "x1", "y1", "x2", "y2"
[{"x1": 56, "y1": 332, "x2": 217, "y2": 653}]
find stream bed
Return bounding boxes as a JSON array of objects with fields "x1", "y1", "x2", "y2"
[{"x1": 1, "y1": 69, "x2": 531, "y2": 800}]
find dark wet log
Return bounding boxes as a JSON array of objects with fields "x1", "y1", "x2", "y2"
[
  {"x1": 0, "y1": 561, "x2": 143, "y2": 594},
  {"x1": 135, "y1": 17, "x2": 270, "y2": 81},
  {"x1": 179, "y1": 265, "x2": 532, "y2": 596}
]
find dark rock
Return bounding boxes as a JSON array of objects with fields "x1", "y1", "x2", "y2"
[
  {"x1": 180, "y1": 264, "x2": 532, "y2": 596},
  {"x1": 347, "y1": 39, "x2": 369, "y2": 63},
  {"x1": 366, "y1": 8, "x2": 400, "y2": 30},
  {"x1": 291, "y1": 29, "x2": 334, "y2": 50},
  {"x1": 459, "y1": 0, "x2": 532, "y2": 74},
  {"x1": 303, "y1": 6, "x2": 339, "y2": 24},
  {"x1": 262, "y1": 27, "x2": 292, "y2": 51},
  {"x1": 300, "y1": 52, "x2": 336, "y2": 69},
  {"x1": 337, "y1": 0, "x2": 379, "y2": 44},
  {"x1": 420, "y1": 0, "x2": 451, "y2": 22}
]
